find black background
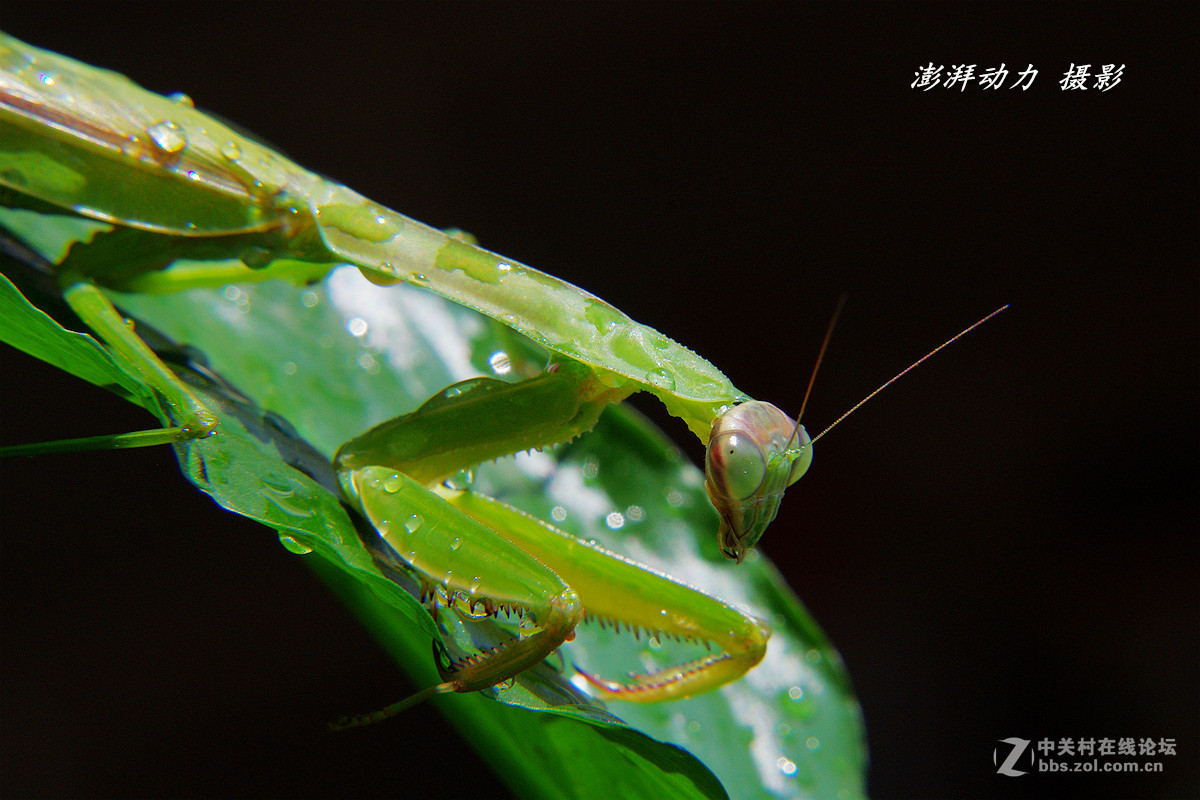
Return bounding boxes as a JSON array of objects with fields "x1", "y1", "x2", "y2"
[{"x1": 1, "y1": 3, "x2": 1195, "y2": 799}]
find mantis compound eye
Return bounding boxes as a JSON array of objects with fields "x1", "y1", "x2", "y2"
[
  {"x1": 705, "y1": 432, "x2": 767, "y2": 501},
  {"x1": 787, "y1": 425, "x2": 813, "y2": 486}
]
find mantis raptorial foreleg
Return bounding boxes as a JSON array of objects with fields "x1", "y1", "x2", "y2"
[
  {"x1": 341, "y1": 468, "x2": 585, "y2": 694},
  {"x1": 331, "y1": 356, "x2": 768, "y2": 713},
  {"x1": 334, "y1": 463, "x2": 769, "y2": 729},
  {"x1": 333, "y1": 360, "x2": 631, "y2": 484},
  {"x1": 440, "y1": 488, "x2": 770, "y2": 700}
]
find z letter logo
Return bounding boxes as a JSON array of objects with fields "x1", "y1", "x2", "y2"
[{"x1": 994, "y1": 737, "x2": 1032, "y2": 776}]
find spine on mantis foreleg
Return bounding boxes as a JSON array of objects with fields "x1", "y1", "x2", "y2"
[{"x1": 444, "y1": 489, "x2": 770, "y2": 701}]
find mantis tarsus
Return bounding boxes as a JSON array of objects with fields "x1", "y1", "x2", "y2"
[{"x1": 0, "y1": 31, "x2": 1003, "y2": 724}]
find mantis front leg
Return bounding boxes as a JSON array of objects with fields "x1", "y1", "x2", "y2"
[
  {"x1": 334, "y1": 359, "x2": 770, "y2": 717},
  {"x1": 341, "y1": 467, "x2": 586, "y2": 696}
]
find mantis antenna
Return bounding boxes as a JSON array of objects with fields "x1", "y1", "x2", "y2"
[
  {"x1": 785, "y1": 295, "x2": 847, "y2": 452},
  {"x1": 803, "y1": 303, "x2": 1010, "y2": 448}
]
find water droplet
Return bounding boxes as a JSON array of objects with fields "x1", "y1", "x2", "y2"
[
  {"x1": 300, "y1": 291, "x2": 319, "y2": 308},
  {"x1": 605, "y1": 511, "x2": 625, "y2": 530},
  {"x1": 777, "y1": 756, "x2": 797, "y2": 776},
  {"x1": 239, "y1": 246, "x2": 273, "y2": 269},
  {"x1": 582, "y1": 456, "x2": 600, "y2": 480},
  {"x1": 407, "y1": 272, "x2": 430, "y2": 287},
  {"x1": 644, "y1": 368, "x2": 676, "y2": 391},
  {"x1": 788, "y1": 686, "x2": 804, "y2": 701},
  {"x1": 443, "y1": 469, "x2": 474, "y2": 491},
  {"x1": 647, "y1": 636, "x2": 662, "y2": 651},
  {"x1": 686, "y1": 719, "x2": 701, "y2": 735},
  {"x1": 449, "y1": 537, "x2": 462, "y2": 551},
  {"x1": 38, "y1": 72, "x2": 56, "y2": 86},
  {"x1": 357, "y1": 352, "x2": 380, "y2": 374},
  {"x1": 166, "y1": 92, "x2": 195, "y2": 107},
  {"x1": 805, "y1": 736, "x2": 821, "y2": 751},
  {"x1": 220, "y1": 140, "x2": 242, "y2": 160},
  {"x1": 362, "y1": 268, "x2": 402, "y2": 286},
  {"x1": 282, "y1": 361, "x2": 298, "y2": 375},
  {"x1": 278, "y1": 534, "x2": 313, "y2": 555},
  {"x1": 488, "y1": 351, "x2": 512, "y2": 375},
  {"x1": 550, "y1": 506, "x2": 567, "y2": 523},
  {"x1": 147, "y1": 120, "x2": 186, "y2": 154},
  {"x1": 805, "y1": 648, "x2": 823, "y2": 665},
  {"x1": 666, "y1": 489, "x2": 684, "y2": 508},
  {"x1": 383, "y1": 473, "x2": 404, "y2": 494},
  {"x1": 453, "y1": 591, "x2": 491, "y2": 619},
  {"x1": 404, "y1": 514, "x2": 423, "y2": 534},
  {"x1": 347, "y1": 317, "x2": 368, "y2": 337},
  {"x1": 626, "y1": 505, "x2": 645, "y2": 522}
]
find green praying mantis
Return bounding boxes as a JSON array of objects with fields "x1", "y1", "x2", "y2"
[{"x1": 0, "y1": 31, "x2": 1004, "y2": 726}]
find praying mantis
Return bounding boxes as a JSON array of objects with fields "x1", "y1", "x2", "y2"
[{"x1": 1, "y1": 31, "x2": 1001, "y2": 798}]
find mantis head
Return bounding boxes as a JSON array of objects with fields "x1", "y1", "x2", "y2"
[
  {"x1": 702, "y1": 303, "x2": 1009, "y2": 563},
  {"x1": 705, "y1": 401, "x2": 811, "y2": 562}
]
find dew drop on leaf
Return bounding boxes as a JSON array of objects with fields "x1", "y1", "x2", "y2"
[
  {"x1": 278, "y1": 534, "x2": 313, "y2": 555},
  {"x1": 146, "y1": 120, "x2": 186, "y2": 154}
]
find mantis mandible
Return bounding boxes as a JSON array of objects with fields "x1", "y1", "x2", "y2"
[{"x1": 0, "y1": 32, "x2": 1003, "y2": 720}]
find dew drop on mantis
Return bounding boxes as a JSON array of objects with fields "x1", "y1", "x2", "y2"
[{"x1": 0, "y1": 32, "x2": 1006, "y2": 718}]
